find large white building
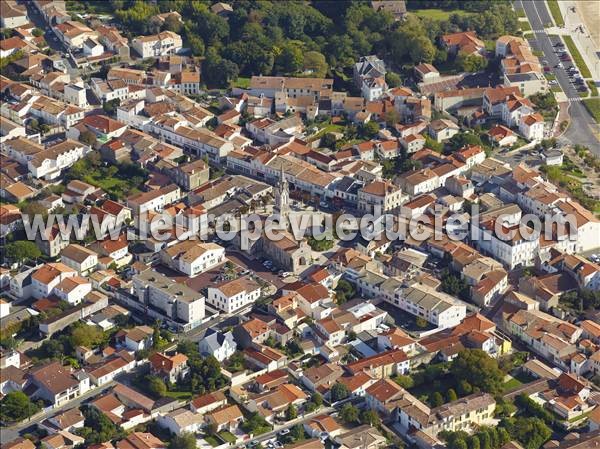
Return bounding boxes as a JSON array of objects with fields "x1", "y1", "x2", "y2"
[
  {"x1": 388, "y1": 284, "x2": 467, "y2": 329},
  {"x1": 207, "y1": 276, "x2": 262, "y2": 314},
  {"x1": 132, "y1": 270, "x2": 205, "y2": 328},
  {"x1": 132, "y1": 31, "x2": 182, "y2": 58},
  {"x1": 474, "y1": 219, "x2": 540, "y2": 269},
  {"x1": 160, "y1": 241, "x2": 225, "y2": 277}
]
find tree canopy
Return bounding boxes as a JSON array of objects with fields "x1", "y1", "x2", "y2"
[{"x1": 450, "y1": 349, "x2": 504, "y2": 394}]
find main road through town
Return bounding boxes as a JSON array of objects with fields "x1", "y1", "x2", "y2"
[{"x1": 516, "y1": 0, "x2": 600, "y2": 152}]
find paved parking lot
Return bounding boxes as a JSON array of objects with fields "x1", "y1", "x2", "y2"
[{"x1": 226, "y1": 250, "x2": 286, "y2": 289}]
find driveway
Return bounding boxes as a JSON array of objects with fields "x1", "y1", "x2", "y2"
[{"x1": 516, "y1": 0, "x2": 600, "y2": 152}]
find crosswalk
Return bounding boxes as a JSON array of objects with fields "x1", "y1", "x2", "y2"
[
  {"x1": 532, "y1": 29, "x2": 546, "y2": 34},
  {"x1": 567, "y1": 97, "x2": 583, "y2": 102}
]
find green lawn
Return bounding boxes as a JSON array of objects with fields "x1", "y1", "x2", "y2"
[
  {"x1": 204, "y1": 436, "x2": 220, "y2": 447},
  {"x1": 544, "y1": 73, "x2": 556, "y2": 81},
  {"x1": 232, "y1": 76, "x2": 251, "y2": 89},
  {"x1": 587, "y1": 80, "x2": 598, "y2": 97},
  {"x1": 164, "y1": 390, "x2": 193, "y2": 401},
  {"x1": 218, "y1": 431, "x2": 236, "y2": 443},
  {"x1": 547, "y1": 0, "x2": 565, "y2": 27},
  {"x1": 520, "y1": 20, "x2": 532, "y2": 32},
  {"x1": 411, "y1": 8, "x2": 470, "y2": 21},
  {"x1": 515, "y1": 7, "x2": 526, "y2": 18},
  {"x1": 583, "y1": 98, "x2": 600, "y2": 123},
  {"x1": 309, "y1": 123, "x2": 344, "y2": 142},
  {"x1": 502, "y1": 376, "x2": 523, "y2": 392},
  {"x1": 563, "y1": 35, "x2": 592, "y2": 78}
]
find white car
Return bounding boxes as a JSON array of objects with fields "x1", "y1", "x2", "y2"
[{"x1": 278, "y1": 429, "x2": 290, "y2": 436}]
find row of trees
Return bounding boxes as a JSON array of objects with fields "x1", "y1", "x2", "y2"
[{"x1": 103, "y1": 0, "x2": 518, "y2": 88}]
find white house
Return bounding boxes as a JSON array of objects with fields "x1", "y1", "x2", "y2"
[
  {"x1": 385, "y1": 283, "x2": 467, "y2": 329},
  {"x1": 207, "y1": 276, "x2": 262, "y2": 314},
  {"x1": 31, "y1": 263, "x2": 77, "y2": 299},
  {"x1": 198, "y1": 329, "x2": 237, "y2": 361},
  {"x1": 60, "y1": 244, "x2": 98, "y2": 275},
  {"x1": 354, "y1": 56, "x2": 387, "y2": 101},
  {"x1": 53, "y1": 276, "x2": 92, "y2": 305},
  {"x1": 158, "y1": 409, "x2": 203, "y2": 436},
  {"x1": 132, "y1": 31, "x2": 182, "y2": 58},
  {"x1": 82, "y1": 37, "x2": 103, "y2": 57},
  {"x1": 474, "y1": 219, "x2": 540, "y2": 269},
  {"x1": 519, "y1": 113, "x2": 544, "y2": 142}
]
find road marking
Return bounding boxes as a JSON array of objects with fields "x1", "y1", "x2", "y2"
[{"x1": 567, "y1": 97, "x2": 583, "y2": 102}]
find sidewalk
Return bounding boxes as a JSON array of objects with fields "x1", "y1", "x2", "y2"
[{"x1": 551, "y1": 0, "x2": 600, "y2": 82}]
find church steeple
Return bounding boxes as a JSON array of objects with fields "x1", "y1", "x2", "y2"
[{"x1": 274, "y1": 165, "x2": 289, "y2": 219}]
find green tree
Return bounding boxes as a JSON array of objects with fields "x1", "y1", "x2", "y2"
[
  {"x1": 506, "y1": 417, "x2": 551, "y2": 449},
  {"x1": 76, "y1": 405, "x2": 125, "y2": 444},
  {"x1": 478, "y1": 429, "x2": 491, "y2": 449},
  {"x1": 385, "y1": 72, "x2": 402, "y2": 88},
  {"x1": 359, "y1": 121, "x2": 380, "y2": 139},
  {"x1": 416, "y1": 317, "x2": 428, "y2": 329},
  {"x1": 290, "y1": 424, "x2": 305, "y2": 441},
  {"x1": 168, "y1": 433, "x2": 196, "y2": 449},
  {"x1": 203, "y1": 49, "x2": 239, "y2": 88},
  {"x1": 394, "y1": 374, "x2": 414, "y2": 389},
  {"x1": 449, "y1": 131, "x2": 484, "y2": 151},
  {"x1": 70, "y1": 324, "x2": 105, "y2": 349},
  {"x1": 447, "y1": 388, "x2": 458, "y2": 402},
  {"x1": 187, "y1": 35, "x2": 205, "y2": 57},
  {"x1": 340, "y1": 404, "x2": 359, "y2": 424},
  {"x1": 457, "y1": 52, "x2": 488, "y2": 73},
  {"x1": 334, "y1": 279, "x2": 356, "y2": 305},
  {"x1": 5, "y1": 241, "x2": 41, "y2": 265},
  {"x1": 312, "y1": 392, "x2": 323, "y2": 407},
  {"x1": 163, "y1": 14, "x2": 182, "y2": 33},
  {"x1": 468, "y1": 436, "x2": 480, "y2": 449},
  {"x1": 384, "y1": 109, "x2": 401, "y2": 126},
  {"x1": 330, "y1": 382, "x2": 350, "y2": 402},
  {"x1": 360, "y1": 409, "x2": 381, "y2": 427},
  {"x1": 320, "y1": 133, "x2": 337, "y2": 149},
  {"x1": 431, "y1": 391, "x2": 444, "y2": 407},
  {"x1": 102, "y1": 98, "x2": 120, "y2": 116},
  {"x1": 303, "y1": 51, "x2": 328, "y2": 77},
  {"x1": 276, "y1": 43, "x2": 304, "y2": 74},
  {"x1": 451, "y1": 350, "x2": 504, "y2": 394},
  {"x1": 146, "y1": 375, "x2": 167, "y2": 398},
  {"x1": 79, "y1": 130, "x2": 97, "y2": 146},
  {"x1": 0, "y1": 392, "x2": 40, "y2": 422},
  {"x1": 286, "y1": 403, "x2": 298, "y2": 420}
]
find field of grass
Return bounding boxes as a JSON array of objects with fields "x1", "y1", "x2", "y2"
[
  {"x1": 411, "y1": 8, "x2": 470, "y2": 21},
  {"x1": 587, "y1": 80, "x2": 598, "y2": 97},
  {"x1": 563, "y1": 35, "x2": 592, "y2": 78},
  {"x1": 502, "y1": 376, "x2": 523, "y2": 392},
  {"x1": 520, "y1": 20, "x2": 532, "y2": 32},
  {"x1": 164, "y1": 390, "x2": 192, "y2": 401},
  {"x1": 204, "y1": 436, "x2": 220, "y2": 447},
  {"x1": 547, "y1": 0, "x2": 565, "y2": 27},
  {"x1": 515, "y1": 7, "x2": 526, "y2": 18},
  {"x1": 309, "y1": 123, "x2": 345, "y2": 142},
  {"x1": 218, "y1": 431, "x2": 236, "y2": 443},
  {"x1": 583, "y1": 98, "x2": 600, "y2": 122},
  {"x1": 232, "y1": 76, "x2": 251, "y2": 89}
]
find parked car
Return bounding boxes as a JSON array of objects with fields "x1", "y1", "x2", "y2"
[{"x1": 279, "y1": 429, "x2": 290, "y2": 436}]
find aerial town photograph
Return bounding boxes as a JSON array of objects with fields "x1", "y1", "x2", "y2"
[{"x1": 0, "y1": 0, "x2": 599, "y2": 449}]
